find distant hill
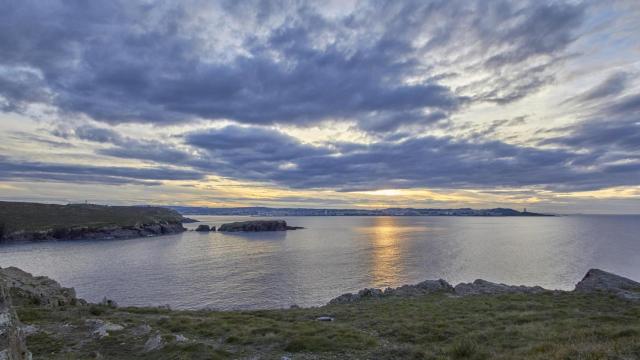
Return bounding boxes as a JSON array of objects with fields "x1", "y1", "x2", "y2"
[
  {"x1": 167, "y1": 206, "x2": 551, "y2": 217},
  {"x1": 0, "y1": 201, "x2": 186, "y2": 242}
]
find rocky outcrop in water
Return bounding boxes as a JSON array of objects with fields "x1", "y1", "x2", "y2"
[
  {"x1": 0, "y1": 279, "x2": 31, "y2": 360},
  {"x1": 0, "y1": 267, "x2": 82, "y2": 307},
  {"x1": 218, "y1": 220, "x2": 303, "y2": 232},
  {"x1": 195, "y1": 225, "x2": 214, "y2": 232},
  {"x1": 574, "y1": 269, "x2": 640, "y2": 301}
]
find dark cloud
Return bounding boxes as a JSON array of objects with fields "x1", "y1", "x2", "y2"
[
  {"x1": 578, "y1": 72, "x2": 631, "y2": 103},
  {"x1": 0, "y1": 0, "x2": 586, "y2": 132},
  {"x1": 179, "y1": 125, "x2": 638, "y2": 192},
  {"x1": 71, "y1": 125, "x2": 191, "y2": 164},
  {"x1": 0, "y1": 156, "x2": 204, "y2": 185}
]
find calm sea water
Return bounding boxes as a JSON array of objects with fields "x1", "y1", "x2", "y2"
[{"x1": 1, "y1": 215, "x2": 639, "y2": 310}]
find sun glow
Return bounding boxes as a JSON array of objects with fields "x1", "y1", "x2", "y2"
[{"x1": 356, "y1": 189, "x2": 404, "y2": 196}]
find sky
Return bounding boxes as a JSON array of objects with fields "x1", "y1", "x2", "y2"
[{"x1": 0, "y1": 0, "x2": 639, "y2": 214}]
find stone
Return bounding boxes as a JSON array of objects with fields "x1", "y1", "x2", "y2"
[
  {"x1": 0, "y1": 281, "x2": 31, "y2": 360},
  {"x1": 574, "y1": 269, "x2": 640, "y2": 301},
  {"x1": 0, "y1": 267, "x2": 79, "y2": 307},
  {"x1": 328, "y1": 279, "x2": 453, "y2": 304},
  {"x1": 315, "y1": 316, "x2": 335, "y2": 322},
  {"x1": 174, "y1": 334, "x2": 188, "y2": 342},
  {"x1": 144, "y1": 333, "x2": 165, "y2": 352},
  {"x1": 131, "y1": 324, "x2": 152, "y2": 337},
  {"x1": 195, "y1": 224, "x2": 211, "y2": 232},
  {"x1": 86, "y1": 319, "x2": 124, "y2": 338},
  {"x1": 18, "y1": 325, "x2": 37, "y2": 336},
  {"x1": 454, "y1": 279, "x2": 546, "y2": 296}
]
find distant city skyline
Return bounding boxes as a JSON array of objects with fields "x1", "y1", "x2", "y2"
[{"x1": 1, "y1": 1, "x2": 639, "y2": 214}]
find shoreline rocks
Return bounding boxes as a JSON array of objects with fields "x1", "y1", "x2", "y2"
[
  {"x1": 328, "y1": 269, "x2": 640, "y2": 305},
  {"x1": 0, "y1": 222, "x2": 185, "y2": 243},
  {"x1": 0, "y1": 267, "x2": 82, "y2": 307},
  {"x1": 218, "y1": 220, "x2": 303, "y2": 232},
  {"x1": 575, "y1": 268, "x2": 640, "y2": 301},
  {"x1": 0, "y1": 277, "x2": 32, "y2": 360}
]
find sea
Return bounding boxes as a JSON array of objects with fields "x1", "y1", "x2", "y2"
[{"x1": 1, "y1": 215, "x2": 638, "y2": 310}]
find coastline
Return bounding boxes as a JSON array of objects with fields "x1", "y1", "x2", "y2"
[
  {"x1": 1, "y1": 266, "x2": 639, "y2": 359},
  {"x1": 0, "y1": 222, "x2": 186, "y2": 244}
]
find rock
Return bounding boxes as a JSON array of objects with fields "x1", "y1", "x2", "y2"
[
  {"x1": 174, "y1": 334, "x2": 188, "y2": 342},
  {"x1": 328, "y1": 279, "x2": 453, "y2": 305},
  {"x1": 18, "y1": 325, "x2": 37, "y2": 336},
  {"x1": 144, "y1": 333, "x2": 165, "y2": 352},
  {"x1": 454, "y1": 279, "x2": 546, "y2": 296},
  {"x1": 195, "y1": 224, "x2": 211, "y2": 232},
  {"x1": 387, "y1": 279, "x2": 454, "y2": 297},
  {"x1": 0, "y1": 267, "x2": 80, "y2": 307},
  {"x1": 218, "y1": 220, "x2": 303, "y2": 232},
  {"x1": 315, "y1": 316, "x2": 335, "y2": 322},
  {"x1": 131, "y1": 324, "x2": 152, "y2": 337},
  {"x1": 574, "y1": 269, "x2": 640, "y2": 301},
  {"x1": 99, "y1": 297, "x2": 118, "y2": 308},
  {"x1": 0, "y1": 281, "x2": 31, "y2": 360},
  {"x1": 181, "y1": 218, "x2": 199, "y2": 224},
  {"x1": 1, "y1": 222, "x2": 185, "y2": 243},
  {"x1": 86, "y1": 319, "x2": 124, "y2": 338}
]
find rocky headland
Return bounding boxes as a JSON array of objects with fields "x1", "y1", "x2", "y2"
[
  {"x1": 1, "y1": 266, "x2": 639, "y2": 358},
  {"x1": 0, "y1": 201, "x2": 187, "y2": 243}
]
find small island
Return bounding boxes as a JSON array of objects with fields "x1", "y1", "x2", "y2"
[{"x1": 218, "y1": 220, "x2": 303, "y2": 232}]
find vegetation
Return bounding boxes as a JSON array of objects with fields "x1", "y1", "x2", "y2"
[
  {"x1": 0, "y1": 201, "x2": 183, "y2": 235},
  {"x1": 17, "y1": 292, "x2": 640, "y2": 359}
]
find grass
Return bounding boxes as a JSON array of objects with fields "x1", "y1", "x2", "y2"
[
  {"x1": 15, "y1": 292, "x2": 640, "y2": 359},
  {"x1": 0, "y1": 201, "x2": 183, "y2": 235}
]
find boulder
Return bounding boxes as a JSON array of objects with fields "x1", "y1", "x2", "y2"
[
  {"x1": 454, "y1": 279, "x2": 546, "y2": 296},
  {"x1": 0, "y1": 267, "x2": 80, "y2": 307},
  {"x1": 0, "y1": 281, "x2": 31, "y2": 360},
  {"x1": 86, "y1": 319, "x2": 124, "y2": 338},
  {"x1": 218, "y1": 220, "x2": 302, "y2": 232},
  {"x1": 574, "y1": 269, "x2": 640, "y2": 301},
  {"x1": 195, "y1": 225, "x2": 211, "y2": 232},
  {"x1": 144, "y1": 333, "x2": 165, "y2": 352}
]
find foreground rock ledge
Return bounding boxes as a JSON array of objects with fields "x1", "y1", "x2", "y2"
[
  {"x1": 218, "y1": 220, "x2": 303, "y2": 232},
  {"x1": 329, "y1": 268, "x2": 640, "y2": 304}
]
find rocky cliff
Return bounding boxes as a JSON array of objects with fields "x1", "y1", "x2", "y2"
[
  {"x1": 0, "y1": 279, "x2": 31, "y2": 360},
  {"x1": 0, "y1": 202, "x2": 186, "y2": 243}
]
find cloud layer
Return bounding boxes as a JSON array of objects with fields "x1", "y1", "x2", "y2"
[{"x1": 0, "y1": 0, "x2": 639, "y2": 211}]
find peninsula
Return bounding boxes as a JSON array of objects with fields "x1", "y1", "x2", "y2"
[{"x1": 0, "y1": 201, "x2": 187, "y2": 243}]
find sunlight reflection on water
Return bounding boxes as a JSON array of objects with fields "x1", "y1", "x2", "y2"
[{"x1": 1, "y1": 215, "x2": 639, "y2": 310}]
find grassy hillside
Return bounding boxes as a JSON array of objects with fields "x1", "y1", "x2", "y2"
[
  {"x1": 0, "y1": 201, "x2": 184, "y2": 235},
  {"x1": 18, "y1": 292, "x2": 640, "y2": 359}
]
